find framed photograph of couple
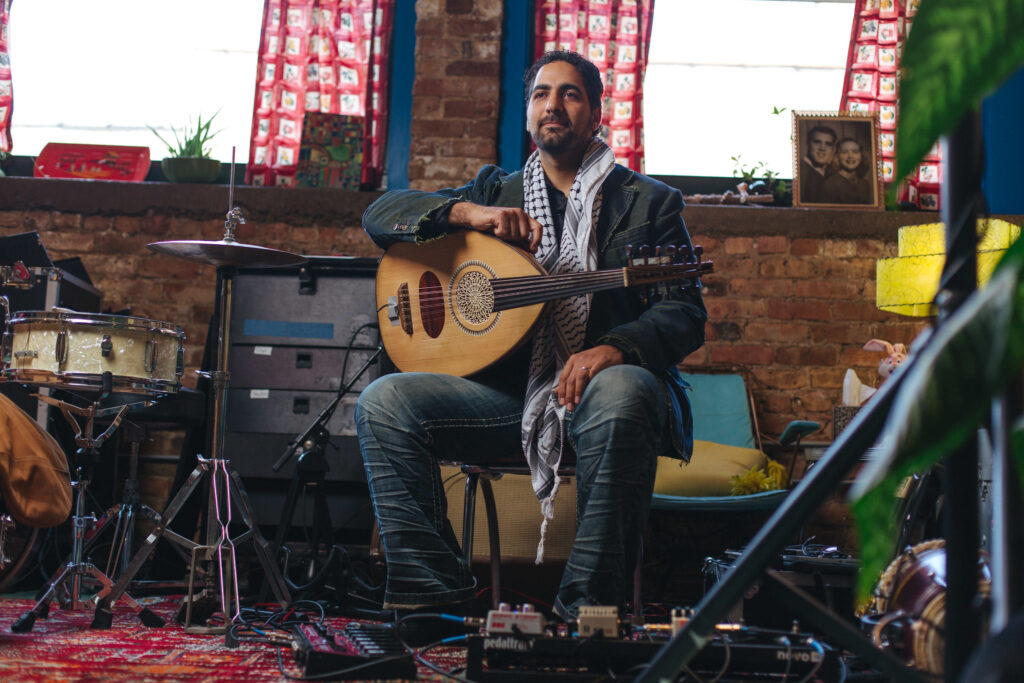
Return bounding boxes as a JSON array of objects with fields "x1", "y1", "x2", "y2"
[{"x1": 792, "y1": 111, "x2": 883, "y2": 210}]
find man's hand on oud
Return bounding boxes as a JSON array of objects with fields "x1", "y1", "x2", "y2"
[
  {"x1": 557, "y1": 345, "x2": 625, "y2": 412},
  {"x1": 450, "y1": 202, "x2": 542, "y2": 253}
]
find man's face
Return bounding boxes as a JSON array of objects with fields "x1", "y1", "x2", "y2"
[
  {"x1": 526, "y1": 60, "x2": 600, "y2": 157},
  {"x1": 808, "y1": 131, "x2": 836, "y2": 167}
]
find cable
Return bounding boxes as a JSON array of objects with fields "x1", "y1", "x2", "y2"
[
  {"x1": 794, "y1": 638, "x2": 825, "y2": 683},
  {"x1": 414, "y1": 636, "x2": 478, "y2": 683}
]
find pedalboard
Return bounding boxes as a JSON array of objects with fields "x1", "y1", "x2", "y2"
[{"x1": 467, "y1": 623, "x2": 839, "y2": 682}]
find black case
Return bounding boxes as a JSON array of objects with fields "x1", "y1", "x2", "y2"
[{"x1": 223, "y1": 255, "x2": 387, "y2": 540}]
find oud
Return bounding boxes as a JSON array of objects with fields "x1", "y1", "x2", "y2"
[{"x1": 376, "y1": 230, "x2": 712, "y2": 376}]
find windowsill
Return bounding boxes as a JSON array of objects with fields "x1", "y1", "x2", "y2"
[
  {"x1": 1, "y1": 175, "x2": 383, "y2": 224},
  {"x1": 4, "y1": 174, "x2": 1016, "y2": 240}
]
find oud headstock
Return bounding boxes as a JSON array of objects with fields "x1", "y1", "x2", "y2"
[{"x1": 624, "y1": 243, "x2": 711, "y2": 304}]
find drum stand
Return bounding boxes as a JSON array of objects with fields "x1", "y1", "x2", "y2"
[
  {"x1": 93, "y1": 256, "x2": 291, "y2": 634},
  {"x1": 12, "y1": 396, "x2": 163, "y2": 632}
]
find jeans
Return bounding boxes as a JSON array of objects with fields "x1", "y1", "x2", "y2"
[{"x1": 355, "y1": 364, "x2": 669, "y2": 619}]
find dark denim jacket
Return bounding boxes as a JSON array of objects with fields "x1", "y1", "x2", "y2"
[{"x1": 362, "y1": 164, "x2": 707, "y2": 461}]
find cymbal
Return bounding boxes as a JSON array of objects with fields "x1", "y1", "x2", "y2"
[{"x1": 148, "y1": 239, "x2": 306, "y2": 268}]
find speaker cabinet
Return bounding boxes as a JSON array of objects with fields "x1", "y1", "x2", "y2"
[{"x1": 224, "y1": 256, "x2": 387, "y2": 541}]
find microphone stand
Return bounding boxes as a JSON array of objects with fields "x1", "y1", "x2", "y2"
[{"x1": 267, "y1": 339, "x2": 385, "y2": 597}]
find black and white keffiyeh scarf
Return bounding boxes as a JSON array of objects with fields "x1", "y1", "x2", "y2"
[{"x1": 521, "y1": 138, "x2": 615, "y2": 561}]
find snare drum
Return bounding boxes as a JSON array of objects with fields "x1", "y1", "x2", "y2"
[{"x1": 2, "y1": 309, "x2": 185, "y2": 395}]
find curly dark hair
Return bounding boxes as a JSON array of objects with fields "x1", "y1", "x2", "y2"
[{"x1": 523, "y1": 50, "x2": 604, "y2": 110}]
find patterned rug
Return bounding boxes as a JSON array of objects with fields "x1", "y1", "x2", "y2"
[{"x1": 0, "y1": 596, "x2": 463, "y2": 682}]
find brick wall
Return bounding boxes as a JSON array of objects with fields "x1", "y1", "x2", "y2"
[
  {"x1": 0, "y1": 184, "x2": 933, "y2": 440},
  {"x1": 683, "y1": 227, "x2": 927, "y2": 437},
  {"x1": 409, "y1": 0, "x2": 504, "y2": 190}
]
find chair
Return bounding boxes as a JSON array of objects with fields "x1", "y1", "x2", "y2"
[
  {"x1": 447, "y1": 372, "x2": 820, "y2": 615},
  {"x1": 640, "y1": 372, "x2": 820, "y2": 608},
  {"x1": 443, "y1": 457, "x2": 578, "y2": 611},
  {"x1": 650, "y1": 372, "x2": 820, "y2": 513}
]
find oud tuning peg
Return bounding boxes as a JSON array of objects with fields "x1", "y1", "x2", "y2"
[
  {"x1": 625, "y1": 244, "x2": 633, "y2": 263},
  {"x1": 665, "y1": 245, "x2": 678, "y2": 263},
  {"x1": 639, "y1": 244, "x2": 650, "y2": 264},
  {"x1": 693, "y1": 245, "x2": 703, "y2": 261}
]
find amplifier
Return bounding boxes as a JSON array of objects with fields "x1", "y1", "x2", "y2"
[{"x1": 222, "y1": 255, "x2": 387, "y2": 539}]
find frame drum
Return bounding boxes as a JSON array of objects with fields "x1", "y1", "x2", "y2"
[{"x1": 2, "y1": 310, "x2": 185, "y2": 395}]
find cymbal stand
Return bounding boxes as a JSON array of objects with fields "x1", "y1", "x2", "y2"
[
  {"x1": 12, "y1": 395, "x2": 163, "y2": 632},
  {"x1": 95, "y1": 201, "x2": 292, "y2": 635}
]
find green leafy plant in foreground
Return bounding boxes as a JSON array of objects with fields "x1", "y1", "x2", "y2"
[
  {"x1": 851, "y1": 0, "x2": 1024, "y2": 601},
  {"x1": 147, "y1": 112, "x2": 220, "y2": 159}
]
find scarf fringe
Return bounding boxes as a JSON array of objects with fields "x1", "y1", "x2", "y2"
[{"x1": 535, "y1": 474, "x2": 562, "y2": 564}]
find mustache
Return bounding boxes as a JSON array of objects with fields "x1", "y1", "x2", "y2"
[{"x1": 540, "y1": 115, "x2": 569, "y2": 127}]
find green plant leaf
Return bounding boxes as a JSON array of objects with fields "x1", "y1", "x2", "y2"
[
  {"x1": 849, "y1": 233, "x2": 1024, "y2": 601},
  {"x1": 894, "y1": 0, "x2": 1024, "y2": 194},
  {"x1": 148, "y1": 111, "x2": 221, "y2": 159}
]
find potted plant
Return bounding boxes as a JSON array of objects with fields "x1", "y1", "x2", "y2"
[{"x1": 148, "y1": 113, "x2": 222, "y2": 183}]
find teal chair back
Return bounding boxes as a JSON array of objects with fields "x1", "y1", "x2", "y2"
[
  {"x1": 654, "y1": 372, "x2": 783, "y2": 511},
  {"x1": 679, "y1": 372, "x2": 758, "y2": 450}
]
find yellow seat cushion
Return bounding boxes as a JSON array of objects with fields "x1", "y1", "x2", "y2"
[{"x1": 654, "y1": 440, "x2": 767, "y2": 497}]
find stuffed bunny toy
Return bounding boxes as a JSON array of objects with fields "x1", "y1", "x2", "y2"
[{"x1": 863, "y1": 339, "x2": 907, "y2": 379}]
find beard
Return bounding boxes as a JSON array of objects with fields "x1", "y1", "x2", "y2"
[{"x1": 530, "y1": 117, "x2": 584, "y2": 154}]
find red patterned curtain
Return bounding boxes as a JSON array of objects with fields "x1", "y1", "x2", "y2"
[
  {"x1": 0, "y1": 0, "x2": 13, "y2": 154},
  {"x1": 839, "y1": 0, "x2": 938, "y2": 209},
  {"x1": 534, "y1": 0, "x2": 655, "y2": 172},
  {"x1": 247, "y1": 0, "x2": 394, "y2": 188}
]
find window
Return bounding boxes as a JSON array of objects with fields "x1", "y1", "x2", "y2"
[
  {"x1": 644, "y1": 0, "x2": 855, "y2": 178},
  {"x1": 8, "y1": 1, "x2": 263, "y2": 163}
]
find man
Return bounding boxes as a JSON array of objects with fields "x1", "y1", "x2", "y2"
[
  {"x1": 355, "y1": 51, "x2": 706, "y2": 623},
  {"x1": 800, "y1": 124, "x2": 837, "y2": 203}
]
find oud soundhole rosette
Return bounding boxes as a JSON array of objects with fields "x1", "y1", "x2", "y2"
[{"x1": 449, "y1": 261, "x2": 499, "y2": 334}]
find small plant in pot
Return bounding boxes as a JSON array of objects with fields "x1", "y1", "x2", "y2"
[{"x1": 149, "y1": 113, "x2": 222, "y2": 183}]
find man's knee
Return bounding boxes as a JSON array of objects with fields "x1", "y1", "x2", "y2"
[
  {"x1": 584, "y1": 365, "x2": 663, "y2": 415},
  {"x1": 356, "y1": 373, "x2": 420, "y2": 427}
]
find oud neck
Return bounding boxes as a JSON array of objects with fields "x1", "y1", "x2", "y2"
[{"x1": 491, "y1": 270, "x2": 625, "y2": 311}]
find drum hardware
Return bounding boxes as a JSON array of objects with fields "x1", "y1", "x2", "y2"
[
  {"x1": 0, "y1": 261, "x2": 33, "y2": 289},
  {"x1": 94, "y1": 150, "x2": 302, "y2": 638},
  {"x1": 0, "y1": 514, "x2": 17, "y2": 570},
  {"x1": 0, "y1": 508, "x2": 40, "y2": 593},
  {"x1": 11, "y1": 391, "x2": 165, "y2": 632}
]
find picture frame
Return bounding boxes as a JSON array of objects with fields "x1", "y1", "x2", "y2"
[{"x1": 792, "y1": 111, "x2": 883, "y2": 210}]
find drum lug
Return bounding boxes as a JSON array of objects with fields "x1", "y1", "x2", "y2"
[
  {"x1": 55, "y1": 329, "x2": 68, "y2": 365},
  {"x1": 145, "y1": 338, "x2": 158, "y2": 375},
  {"x1": 176, "y1": 344, "x2": 185, "y2": 378},
  {"x1": 1, "y1": 297, "x2": 9, "y2": 365},
  {"x1": 100, "y1": 335, "x2": 113, "y2": 358}
]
